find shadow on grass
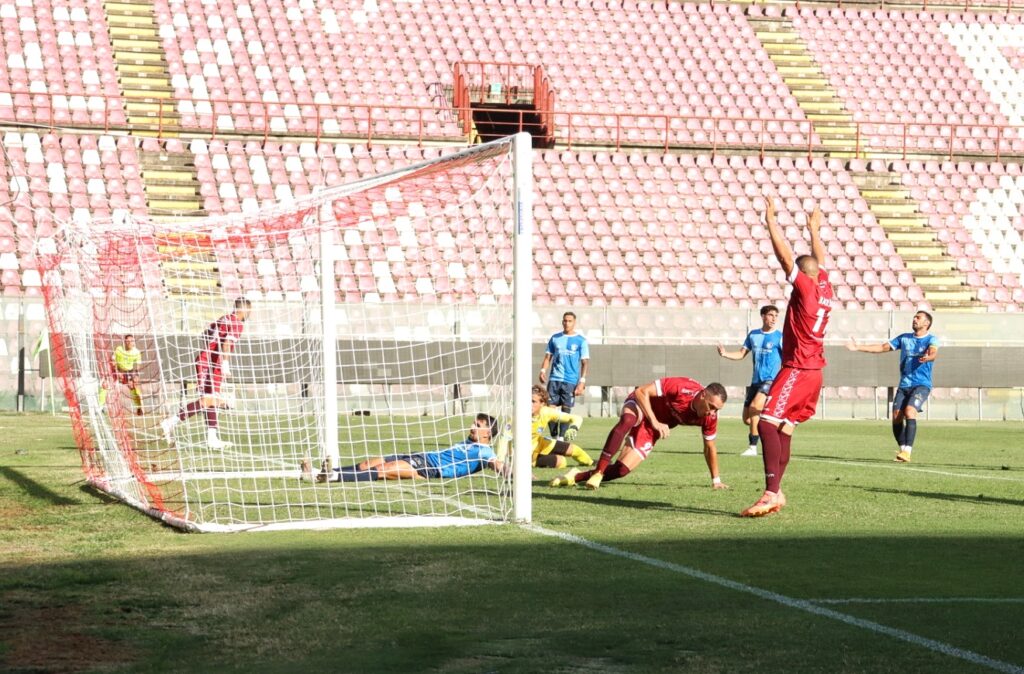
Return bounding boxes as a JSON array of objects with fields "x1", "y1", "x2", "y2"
[
  {"x1": 858, "y1": 485, "x2": 1024, "y2": 508},
  {"x1": 534, "y1": 489, "x2": 736, "y2": 517},
  {"x1": 0, "y1": 466, "x2": 81, "y2": 506}
]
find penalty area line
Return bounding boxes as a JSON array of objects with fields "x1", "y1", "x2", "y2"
[
  {"x1": 794, "y1": 457, "x2": 1024, "y2": 483},
  {"x1": 524, "y1": 524, "x2": 1024, "y2": 674}
]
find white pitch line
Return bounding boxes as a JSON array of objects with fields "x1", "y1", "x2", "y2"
[
  {"x1": 812, "y1": 597, "x2": 1024, "y2": 605},
  {"x1": 795, "y1": 457, "x2": 1024, "y2": 483},
  {"x1": 524, "y1": 524, "x2": 1024, "y2": 674}
]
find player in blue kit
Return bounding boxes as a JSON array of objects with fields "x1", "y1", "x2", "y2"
[
  {"x1": 304, "y1": 414, "x2": 508, "y2": 482},
  {"x1": 846, "y1": 311, "x2": 939, "y2": 463},
  {"x1": 538, "y1": 312, "x2": 590, "y2": 438},
  {"x1": 718, "y1": 305, "x2": 783, "y2": 457}
]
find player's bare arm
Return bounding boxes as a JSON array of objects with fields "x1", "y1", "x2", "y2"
[
  {"x1": 575, "y1": 358, "x2": 589, "y2": 396},
  {"x1": 763, "y1": 197, "x2": 795, "y2": 277},
  {"x1": 717, "y1": 345, "x2": 749, "y2": 360},
  {"x1": 703, "y1": 439, "x2": 728, "y2": 489},
  {"x1": 538, "y1": 353, "x2": 552, "y2": 384},
  {"x1": 918, "y1": 345, "x2": 939, "y2": 363},
  {"x1": 633, "y1": 382, "x2": 670, "y2": 439},
  {"x1": 845, "y1": 338, "x2": 892, "y2": 354},
  {"x1": 807, "y1": 206, "x2": 826, "y2": 266}
]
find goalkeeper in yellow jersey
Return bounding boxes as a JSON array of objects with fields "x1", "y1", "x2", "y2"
[
  {"x1": 100, "y1": 334, "x2": 143, "y2": 416},
  {"x1": 531, "y1": 386, "x2": 593, "y2": 468}
]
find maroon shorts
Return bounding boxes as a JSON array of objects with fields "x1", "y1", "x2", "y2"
[
  {"x1": 114, "y1": 371, "x2": 139, "y2": 386},
  {"x1": 622, "y1": 401, "x2": 660, "y2": 460},
  {"x1": 762, "y1": 366, "x2": 823, "y2": 426},
  {"x1": 196, "y1": 360, "x2": 223, "y2": 395}
]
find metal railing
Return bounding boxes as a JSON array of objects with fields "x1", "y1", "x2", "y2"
[{"x1": 4, "y1": 90, "x2": 1024, "y2": 160}]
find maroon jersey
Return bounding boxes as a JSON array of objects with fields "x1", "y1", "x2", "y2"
[
  {"x1": 627, "y1": 377, "x2": 718, "y2": 440},
  {"x1": 781, "y1": 266, "x2": 834, "y2": 370},
  {"x1": 198, "y1": 313, "x2": 244, "y2": 366}
]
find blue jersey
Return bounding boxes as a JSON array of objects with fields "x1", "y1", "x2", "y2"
[
  {"x1": 742, "y1": 329, "x2": 783, "y2": 385},
  {"x1": 425, "y1": 441, "x2": 496, "y2": 479},
  {"x1": 888, "y1": 332, "x2": 939, "y2": 389},
  {"x1": 545, "y1": 332, "x2": 589, "y2": 384}
]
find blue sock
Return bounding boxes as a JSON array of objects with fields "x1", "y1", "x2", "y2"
[
  {"x1": 893, "y1": 420, "x2": 905, "y2": 447},
  {"x1": 904, "y1": 419, "x2": 917, "y2": 449},
  {"x1": 338, "y1": 466, "x2": 378, "y2": 482},
  {"x1": 748, "y1": 433, "x2": 758, "y2": 447}
]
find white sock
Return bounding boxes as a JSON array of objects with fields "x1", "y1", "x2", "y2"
[
  {"x1": 903, "y1": 446, "x2": 912, "y2": 454},
  {"x1": 208, "y1": 429, "x2": 220, "y2": 443}
]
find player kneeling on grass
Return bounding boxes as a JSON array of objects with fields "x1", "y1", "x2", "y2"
[
  {"x1": 303, "y1": 414, "x2": 508, "y2": 482},
  {"x1": 530, "y1": 385, "x2": 593, "y2": 469},
  {"x1": 550, "y1": 378, "x2": 728, "y2": 491}
]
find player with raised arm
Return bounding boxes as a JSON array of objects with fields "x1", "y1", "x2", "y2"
[
  {"x1": 717, "y1": 304, "x2": 782, "y2": 457},
  {"x1": 741, "y1": 198, "x2": 833, "y2": 518},
  {"x1": 100, "y1": 334, "x2": 144, "y2": 416},
  {"x1": 846, "y1": 311, "x2": 938, "y2": 463},
  {"x1": 550, "y1": 378, "x2": 729, "y2": 491},
  {"x1": 530, "y1": 386, "x2": 593, "y2": 469},
  {"x1": 161, "y1": 298, "x2": 252, "y2": 449},
  {"x1": 304, "y1": 414, "x2": 507, "y2": 482}
]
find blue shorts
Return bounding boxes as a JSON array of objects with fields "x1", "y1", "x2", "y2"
[
  {"x1": 744, "y1": 380, "x2": 773, "y2": 408},
  {"x1": 381, "y1": 453, "x2": 442, "y2": 479},
  {"x1": 547, "y1": 380, "x2": 577, "y2": 410},
  {"x1": 893, "y1": 386, "x2": 931, "y2": 413}
]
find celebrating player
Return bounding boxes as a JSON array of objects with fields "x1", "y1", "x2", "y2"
[
  {"x1": 305, "y1": 414, "x2": 507, "y2": 482},
  {"x1": 538, "y1": 311, "x2": 590, "y2": 438},
  {"x1": 100, "y1": 334, "x2": 144, "y2": 416},
  {"x1": 550, "y1": 377, "x2": 728, "y2": 490},
  {"x1": 717, "y1": 304, "x2": 782, "y2": 457},
  {"x1": 161, "y1": 298, "x2": 252, "y2": 449},
  {"x1": 846, "y1": 311, "x2": 939, "y2": 463},
  {"x1": 741, "y1": 198, "x2": 833, "y2": 518},
  {"x1": 530, "y1": 386, "x2": 593, "y2": 469}
]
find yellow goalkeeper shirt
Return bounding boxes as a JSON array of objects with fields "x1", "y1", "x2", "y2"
[
  {"x1": 113, "y1": 345, "x2": 142, "y2": 372},
  {"x1": 532, "y1": 405, "x2": 583, "y2": 463}
]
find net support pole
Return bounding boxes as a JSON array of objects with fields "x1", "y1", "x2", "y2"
[
  {"x1": 319, "y1": 207, "x2": 340, "y2": 465},
  {"x1": 512, "y1": 131, "x2": 533, "y2": 524}
]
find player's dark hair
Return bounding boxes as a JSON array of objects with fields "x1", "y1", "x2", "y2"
[
  {"x1": 795, "y1": 255, "x2": 817, "y2": 273},
  {"x1": 123, "y1": 334, "x2": 134, "y2": 340},
  {"x1": 234, "y1": 297, "x2": 252, "y2": 310},
  {"x1": 917, "y1": 310, "x2": 933, "y2": 328},
  {"x1": 704, "y1": 382, "x2": 728, "y2": 403},
  {"x1": 531, "y1": 385, "x2": 549, "y2": 404},
  {"x1": 562, "y1": 311, "x2": 576, "y2": 320},
  {"x1": 760, "y1": 305, "x2": 779, "y2": 316},
  {"x1": 477, "y1": 413, "x2": 498, "y2": 439}
]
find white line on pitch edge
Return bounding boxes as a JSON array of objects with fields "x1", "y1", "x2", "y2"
[
  {"x1": 524, "y1": 524, "x2": 1024, "y2": 674},
  {"x1": 811, "y1": 597, "x2": 1024, "y2": 605},
  {"x1": 795, "y1": 457, "x2": 1024, "y2": 483}
]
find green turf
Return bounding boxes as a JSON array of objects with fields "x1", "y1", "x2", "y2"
[{"x1": 1, "y1": 412, "x2": 1022, "y2": 673}]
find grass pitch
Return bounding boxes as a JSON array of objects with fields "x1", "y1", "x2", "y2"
[{"x1": 1, "y1": 412, "x2": 1022, "y2": 673}]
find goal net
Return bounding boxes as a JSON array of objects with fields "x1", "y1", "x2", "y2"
[{"x1": 37, "y1": 134, "x2": 533, "y2": 532}]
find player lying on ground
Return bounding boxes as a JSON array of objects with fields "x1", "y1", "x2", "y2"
[
  {"x1": 550, "y1": 378, "x2": 728, "y2": 490},
  {"x1": 100, "y1": 334, "x2": 144, "y2": 415},
  {"x1": 846, "y1": 310, "x2": 938, "y2": 463},
  {"x1": 741, "y1": 197, "x2": 833, "y2": 518},
  {"x1": 303, "y1": 414, "x2": 508, "y2": 482},
  {"x1": 530, "y1": 385, "x2": 594, "y2": 468}
]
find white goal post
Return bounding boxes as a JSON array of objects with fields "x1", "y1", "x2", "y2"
[{"x1": 38, "y1": 133, "x2": 533, "y2": 532}]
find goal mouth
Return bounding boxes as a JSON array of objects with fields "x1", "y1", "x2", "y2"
[{"x1": 40, "y1": 134, "x2": 534, "y2": 531}]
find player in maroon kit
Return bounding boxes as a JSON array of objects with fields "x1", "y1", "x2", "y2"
[
  {"x1": 549, "y1": 378, "x2": 729, "y2": 491},
  {"x1": 741, "y1": 198, "x2": 833, "y2": 517},
  {"x1": 161, "y1": 298, "x2": 252, "y2": 449}
]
